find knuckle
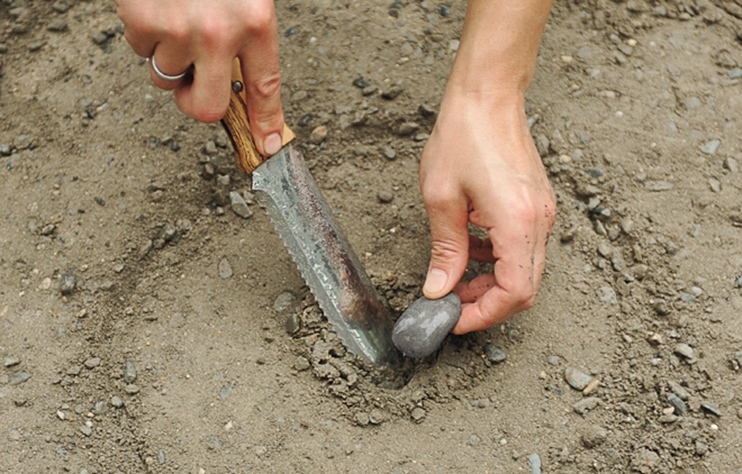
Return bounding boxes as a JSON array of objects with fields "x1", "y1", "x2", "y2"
[
  {"x1": 251, "y1": 74, "x2": 282, "y2": 100},
  {"x1": 429, "y1": 239, "x2": 463, "y2": 264},
  {"x1": 245, "y1": 5, "x2": 276, "y2": 33},
  {"x1": 512, "y1": 286, "x2": 537, "y2": 308}
]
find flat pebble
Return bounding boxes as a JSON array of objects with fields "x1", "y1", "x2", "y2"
[
  {"x1": 273, "y1": 291, "x2": 295, "y2": 313},
  {"x1": 377, "y1": 189, "x2": 394, "y2": 203},
  {"x1": 700, "y1": 403, "x2": 720, "y2": 417},
  {"x1": 218, "y1": 258, "x2": 233, "y2": 279},
  {"x1": 667, "y1": 393, "x2": 687, "y2": 414},
  {"x1": 667, "y1": 380, "x2": 690, "y2": 400},
  {"x1": 700, "y1": 140, "x2": 720, "y2": 155},
  {"x1": 392, "y1": 292, "x2": 461, "y2": 358},
  {"x1": 9, "y1": 372, "x2": 31, "y2": 385},
  {"x1": 674, "y1": 343, "x2": 694, "y2": 359},
  {"x1": 564, "y1": 366, "x2": 593, "y2": 391},
  {"x1": 84, "y1": 357, "x2": 101, "y2": 369},
  {"x1": 573, "y1": 397, "x2": 600, "y2": 415},
  {"x1": 124, "y1": 384, "x2": 140, "y2": 395},
  {"x1": 528, "y1": 453, "x2": 542, "y2": 474}
]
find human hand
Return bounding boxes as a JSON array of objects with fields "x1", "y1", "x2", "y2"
[
  {"x1": 419, "y1": 90, "x2": 556, "y2": 334},
  {"x1": 116, "y1": 0, "x2": 284, "y2": 155}
]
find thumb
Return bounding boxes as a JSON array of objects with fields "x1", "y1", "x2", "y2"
[{"x1": 423, "y1": 198, "x2": 470, "y2": 300}]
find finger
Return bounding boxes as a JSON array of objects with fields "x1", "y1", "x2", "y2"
[
  {"x1": 173, "y1": 54, "x2": 232, "y2": 123},
  {"x1": 468, "y1": 235, "x2": 495, "y2": 263},
  {"x1": 453, "y1": 248, "x2": 537, "y2": 334},
  {"x1": 454, "y1": 273, "x2": 496, "y2": 303},
  {"x1": 148, "y1": 45, "x2": 193, "y2": 91},
  {"x1": 239, "y1": 9, "x2": 284, "y2": 155},
  {"x1": 422, "y1": 189, "x2": 470, "y2": 300}
]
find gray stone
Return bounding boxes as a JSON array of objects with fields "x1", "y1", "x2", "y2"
[
  {"x1": 47, "y1": 19, "x2": 67, "y2": 32},
  {"x1": 645, "y1": 180, "x2": 674, "y2": 191},
  {"x1": 273, "y1": 292, "x2": 295, "y2": 313},
  {"x1": 573, "y1": 397, "x2": 600, "y2": 415},
  {"x1": 597, "y1": 286, "x2": 617, "y2": 304},
  {"x1": 484, "y1": 344, "x2": 507, "y2": 364},
  {"x1": 667, "y1": 393, "x2": 687, "y2": 414},
  {"x1": 695, "y1": 441, "x2": 708, "y2": 456},
  {"x1": 158, "y1": 450, "x2": 166, "y2": 465},
  {"x1": 564, "y1": 366, "x2": 593, "y2": 390},
  {"x1": 381, "y1": 146, "x2": 396, "y2": 160},
  {"x1": 220, "y1": 383, "x2": 232, "y2": 399},
  {"x1": 659, "y1": 414, "x2": 678, "y2": 423},
  {"x1": 60, "y1": 272, "x2": 75, "y2": 295},
  {"x1": 709, "y1": 178, "x2": 721, "y2": 193},
  {"x1": 230, "y1": 192, "x2": 252, "y2": 218},
  {"x1": 528, "y1": 453, "x2": 542, "y2": 474},
  {"x1": 667, "y1": 380, "x2": 690, "y2": 400},
  {"x1": 124, "y1": 384, "x2": 140, "y2": 395},
  {"x1": 377, "y1": 189, "x2": 394, "y2": 203},
  {"x1": 0, "y1": 144, "x2": 11, "y2": 156},
  {"x1": 582, "y1": 425, "x2": 607, "y2": 448},
  {"x1": 84, "y1": 357, "x2": 101, "y2": 369},
  {"x1": 354, "y1": 411, "x2": 370, "y2": 426},
  {"x1": 3, "y1": 357, "x2": 20, "y2": 368},
  {"x1": 124, "y1": 360, "x2": 137, "y2": 383},
  {"x1": 700, "y1": 403, "x2": 720, "y2": 417},
  {"x1": 397, "y1": 122, "x2": 420, "y2": 136},
  {"x1": 9, "y1": 372, "x2": 31, "y2": 385},
  {"x1": 218, "y1": 258, "x2": 233, "y2": 279},
  {"x1": 729, "y1": 68, "x2": 742, "y2": 79},
  {"x1": 700, "y1": 140, "x2": 721, "y2": 155},
  {"x1": 410, "y1": 407, "x2": 426, "y2": 422},
  {"x1": 382, "y1": 86, "x2": 404, "y2": 100},
  {"x1": 726, "y1": 157, "x2": 739, "y2": 173},
  {"x1": 293, "y1": 356, "x2": 310, "y2": 371},
  {"x1": 674, "y1": 343, "x2": 694, "y2": 359},
  {"x1": 392, "y1": 292, "x2": 461, "y2": 358}
]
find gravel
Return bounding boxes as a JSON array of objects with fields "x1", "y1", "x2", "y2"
[
  {"x1": 582, "y1": 425, "x2": 607, "y2": 448},
  {"x1": 484, "y1": 345, "x2": 507, "y2": 364},
  {"x1": 700, "y1": 403, "x2": 720, "y2": 417},
  {"x1": 230, "y1": 192, "x2": 252, "y2": 218},
  {"x1": 124, "y1": 360, "x2": 137, "y2": 383},
  {"x1": 573, "y1": 397, "x2": 600, "y2": 415}
]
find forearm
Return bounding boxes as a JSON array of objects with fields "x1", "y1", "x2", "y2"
[{"x1": 448, "y1": 0, "x2": 553, "y2": 97}]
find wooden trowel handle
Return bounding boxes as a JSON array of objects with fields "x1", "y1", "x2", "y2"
[{"x1": 221, "y1": 58, "x2": 295, "y2": 174}]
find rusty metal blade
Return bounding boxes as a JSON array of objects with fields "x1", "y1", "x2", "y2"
[{"x1": 252, "y1": 145, "x2": 400, "y2": 367}]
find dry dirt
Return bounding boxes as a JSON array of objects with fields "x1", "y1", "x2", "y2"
[{"x1": 2, "y1": 0, "x2": 742, "y2": 472}]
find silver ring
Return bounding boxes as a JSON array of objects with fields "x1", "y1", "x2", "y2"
[{"x1": 147, "y1": 55, "x2": 187, "y2": 82}]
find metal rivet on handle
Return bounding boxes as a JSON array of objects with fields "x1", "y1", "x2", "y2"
[{"x1": 232, "y1": 81, "x2": 244, "y2": 93}]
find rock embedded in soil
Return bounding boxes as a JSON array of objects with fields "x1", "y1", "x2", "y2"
[
  {"x1": 573, "y1": 397, "x2": 600, "y2": 415},
  {"x1": 218, "y1": 258, "x2": 233, "y2": 279},
  {"x1": 582, "y1": 425, "x2": 607, "y2": 448},
  {"x1": 667, "y1": 380, "x2": 690, "y2": 400},
  {"x1": 230, "y1": 192, "x2": 252, "y2": 218},
  {"x1": 667, "y1": 393, "x2": 687, "y2": 414},
  {"x1": 124, "y1": 360, "x2": 137, "y2": 383},
  {"x1": 392, "y1": 292, "x2": 461, "y2": 358},
  {"x1": 674, "y1": 343, "x2": 695, "y2": 359},
  {"x1": 564, "y1": 366, "x2": 593, "y2": 391},
  {"x1": 701, "y1": 403, "x2": 720, "y2": 417},
  {"x1": 528, "y1": 453, "x2": 542, "y2": 474},
  {"x1": 484, "y1": 344, "x2": 507, "y2": 364}
]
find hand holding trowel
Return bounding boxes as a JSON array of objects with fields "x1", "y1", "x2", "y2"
[{"x1": 220, "y1": 59, "x2": 399, "y2": 367}]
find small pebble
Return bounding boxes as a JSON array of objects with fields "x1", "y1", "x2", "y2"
[
  {"x1": 124, "y1": 360, "x2": 137, "y2": 383},
  {"x1": 353, "y1": 77, "x2": 370, "y2": 88},
  {"x1": 84, "y1": 357, "x2": 101, "y2": 369},
  {"x1": 659, "y1": 414, "x2": 678, "y2": 424},
  {"x1": 667, "y1": 393, "x2": 687, "y2": 414},
  {"x1": 9, "y1": 372, "x2": 32, "y2": 385},
  {"x1": 564, "y1": 366, "x2": 593, "y2": 391},
  {"x1": 382, "y1": 86, "x2": 404, "y2": 100},
  {"x1": 699, "y1": 140, "x2": 720, "y2": 155},
  {"x1": 230, "y1": 192, "x2": 252, "y2": 218},
  {"x1": 582, "y1": 425, "x2": 607, "y2": 448},
  {"x1": 381, "y1": 146, "x2": 396, "y2": 160},
  {"x1": 674, "y1": 343, "x2": 694, "y2": 359},
  {"x1": 309, "y1": 126, "x2": 327, "y2": 144},
  {"x1": 392, "y1": 292, "x2": 461, "y2": 358},
  {"x1": 218, "y1": 258, "x2": 233, "y2": 279},
  {"x1": 700, "y1": 403, "x2": 720, "y2": 417},
  {"x1": 528, "y1": 453, "x2": 541, "y2": 474},
  {"x1": 573, "y1": 397, "x2": 600, "y2": 415},
  {"x1": 110, "y1": 396, "x2": 123, "y2": 408},
  {"x1": 377, "y1": 189, "x2": 394, "y2": 203},
  {"x1": 124, "y1": 384, "x2": 140, "y2": 395},
  {"x1": 667, "y1": 380, "x2": 690, "y2": 400},
  {"x1": 484, "y1": 345, "x2": 507, "y2": 364}
]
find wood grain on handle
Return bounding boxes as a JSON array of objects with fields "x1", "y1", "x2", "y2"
[{"x1": 221, "y1": 58, "x2": 295, "y2": 174}]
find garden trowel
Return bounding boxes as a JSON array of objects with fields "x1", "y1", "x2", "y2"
[{"x1": 221, "y1": 59, "x2": 399, "y2": 367}]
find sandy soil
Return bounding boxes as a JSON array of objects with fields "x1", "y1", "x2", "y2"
[{"x1": 2, "y1": 0, "x2": 742, "y2": 472}]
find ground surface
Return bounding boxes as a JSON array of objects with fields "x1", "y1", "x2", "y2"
[{"x1": 2, "y1": 0, "x2": 742, "y2": 472}]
